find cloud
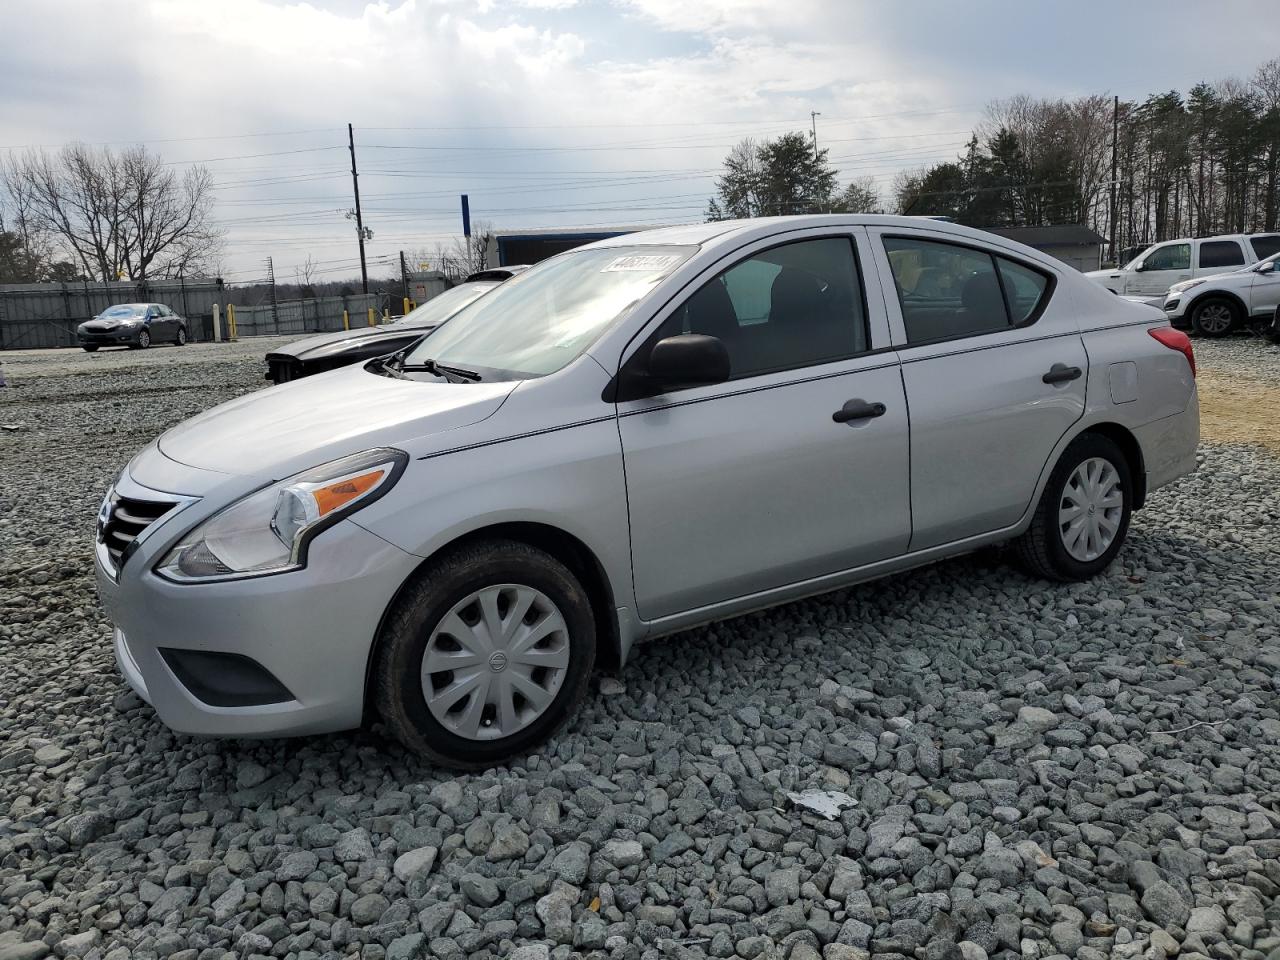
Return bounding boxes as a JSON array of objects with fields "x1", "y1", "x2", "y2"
[{"x1": 7, "y1": 0, "x2": 1277, "y2": 278}]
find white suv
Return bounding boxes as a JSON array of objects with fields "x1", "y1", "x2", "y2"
[
  {"x1": 1086, "y1": 233, "x2": 1280, "y2": 302},
  {"x1": 1163, "y1": 252, "x2": 1280, "y2": 336}
]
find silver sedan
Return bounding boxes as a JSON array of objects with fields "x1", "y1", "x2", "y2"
[{"x1": 94, "y1": 215, "x2": 1199, "y2": 767}]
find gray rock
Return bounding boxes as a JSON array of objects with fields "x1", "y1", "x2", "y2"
[
  {"x1": 460, "y1": 872, "x2": 500, "y2": 907},
  {"x1": 393, "y1": 846, "x2": 437, "y2": 881},
  {"x1": 1141, "y1": 881, "x2": 1190, "y2": 928}
]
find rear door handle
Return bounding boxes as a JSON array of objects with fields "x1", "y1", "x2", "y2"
[
  {"x1": 833, "y1": 399, "x2": 887, "y2": 423},
  {"x1": 1042, "y1": 364, "x2": 1082, "y2": 385}
]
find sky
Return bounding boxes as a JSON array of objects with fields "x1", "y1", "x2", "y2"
[{"x1": 4, "y1": 0, "x2": 1280, "y2": 285}]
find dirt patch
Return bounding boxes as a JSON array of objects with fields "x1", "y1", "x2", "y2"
[{"x1": 1197, "y1": 370, "x2": 1280, "y2": 452}]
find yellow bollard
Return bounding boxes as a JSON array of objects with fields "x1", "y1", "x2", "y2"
[
  {"x1": 367, "y1": 307, "x2": 376, "y2": 327},
  {"x1": 403, "y1": 297, "x2": 411, "y2": 316},
  {"x1": 342, "y1": 309, "x2": 349, "y2": 331},
  {"x1": 227, "y1": 304, "x2": 237, "y2": 341}
]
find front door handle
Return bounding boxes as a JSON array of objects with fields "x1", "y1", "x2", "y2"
[
  {"x1": 1042, "y1": 364, "x2": 1082, "y2": 385},
  {"x1": 833, "y1": 399, "x2": 887, "y2": 423}
]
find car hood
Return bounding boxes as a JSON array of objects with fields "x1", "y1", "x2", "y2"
[
  {"x1": 269, "y1": 323, "x2": 438, "y2": 360},
  {"x1": 157, "y1": 363, "x2": 514, "y2": 477}
]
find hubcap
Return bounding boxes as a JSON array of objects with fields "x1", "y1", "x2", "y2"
[
  {"x1": 1198, "y1": 303, "x2": 1232, "y2": 333},
  {"x1": 1058, "y1": 457, "x2": 1124, "y2": 562},
  {"x1": 421, "y1": 584, "x2": 570, "y2": 741},
  {"x1": 139, "y1": 331, "x2": 149, "y2": 347}
]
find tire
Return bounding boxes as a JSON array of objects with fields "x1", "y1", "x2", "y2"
[
  {"x1": 175, "y1": 326, "x2": 187, "y2": 346},
  {"x1": 373, "y1": 539, "x2": 596, "y2": 768},
  {"x1": 1189, "y1": 297, "x2": 1239, "y2": 337},
  {"x1": 1014, "y1": 433, "x2": 1133, "y2": 582},
  {"x1": 131, "y1": 329, "x2": 151, "y2": 350},
  {"x1": 82, "y1": 345, "x2": 99, "y2": 352}
]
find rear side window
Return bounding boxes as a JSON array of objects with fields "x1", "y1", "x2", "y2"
[
  {"x1": 1250, "y1": 235, "x2": 1280, "y2": 260},
  {"x1": 1144, "y1": 243, "x2": 1190, "y2": 271},
  {"x1": 659, "y1": 236, "x2": 869, "y2": 380},
  {"x1": 883, "y1": 237, "x2": 1051, "y2": 344},
  {"x1": 997, "y1": 259, "x2": 1050, "y2": 324},
  {"x1": 1199, "y1": 241, "x2": 1246, "y2": 269}
]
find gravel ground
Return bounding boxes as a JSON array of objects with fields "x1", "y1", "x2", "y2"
[{"x1": 1, "y1": 337, "x2": 1279, "y2": 960}]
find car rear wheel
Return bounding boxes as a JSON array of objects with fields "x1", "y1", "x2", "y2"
[
  {"x1": 132, "y1": 329, "x2": 151, "y2": 350},
  {"x1": 1014, "y1": 433, "x2": 1133, "y2": 581},
  {"x1": 175, "y1": 326, "x2": 187, "y2": 346},
  {"x1": 1189, "y1": 297, "x2": 1238, "y2": 337},
  {"x1": 82, "y1": 345, "x2": 99, "y2": 352},
  {"x1": 373, "y1": 539, "x2": 596, "y2": 768}
]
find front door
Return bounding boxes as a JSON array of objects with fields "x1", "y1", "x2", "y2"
[
  {"x1": 871, "y1": 230, "x2": 1088, "y2": 550},
  {"x1": 617, "y1": 233, "x2": 911, "y2": 622},
  {"x1": 1130, "y1": 242, "x2": 1192, "y2": 297},
  {"x1": 1249, "y1": 265, "x2": 1280, "y2": 318}
]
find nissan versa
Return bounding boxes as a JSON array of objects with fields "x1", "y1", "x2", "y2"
[{"x1": 95, "y1": 215, "x2": 1199, "y2": 767}]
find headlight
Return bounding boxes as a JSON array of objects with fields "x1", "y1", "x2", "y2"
[
  {"x1": 156, "y1": 448, "x2": 407, "y2": 582},
  {"x1": 1168, "y1": 279, "x2": 1205, "y2": 294}
]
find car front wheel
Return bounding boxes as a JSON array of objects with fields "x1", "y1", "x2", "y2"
[
  {"x1": 175, "y1": 326, "x2": 187, "y2": 346},
  {"x1": 1189, "y1": 297, "x2": 1238, "y2": 337},
  {"x1": 82, "y1": 345, "x2": 99, "y2": 352},
  {"x1": 1014, "y1": 433, "x2": 1133, "y2": 581},
  {"x1": 132, "y1": 329, "x2": 151, "y2": 350},
  {"x1": 373, "y1": 539, "x2": 596, "y2": 768}
]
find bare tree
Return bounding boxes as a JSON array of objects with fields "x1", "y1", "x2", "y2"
[
  {"x1": 293, "y1": 253, "x2": 318, "y2": 295},
  {"x1": 2, "y1": 143, "x2": 222, "y2": 282}
]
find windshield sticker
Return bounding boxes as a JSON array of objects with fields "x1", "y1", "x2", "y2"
[{"x1": 601, "y1": 255, "x2": 680, "y2": 273}]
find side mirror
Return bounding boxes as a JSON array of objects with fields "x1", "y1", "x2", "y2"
[
  {"x1": 1257, "y1": 261, "x2": 1275, "y2": 274},
  {"x1": 646, "y1": 334, "x2": 730, "y2": 390},
  {"x1": 1133, "y1": 259, "x2": 1147, "y2": 272}
]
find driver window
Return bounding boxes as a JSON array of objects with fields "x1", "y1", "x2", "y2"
[
  {"x1": 657, "y1": 237, "x2": 868, "y2": 380},
  {"x1": 1144, "y1": 243, "x2": 1190, "y2": 271}
]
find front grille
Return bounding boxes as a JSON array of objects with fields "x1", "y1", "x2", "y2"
[{"x1": 99, "y1": 494, "x2": 175, "y2": 571}]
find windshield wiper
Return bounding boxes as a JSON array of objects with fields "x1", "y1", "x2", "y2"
[{"x1": 398, "y1": 357, "x2": 483, "y2": 382}]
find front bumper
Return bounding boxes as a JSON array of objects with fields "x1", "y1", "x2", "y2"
[
  {"x1": 96, "y1": 471, "x2": 421, "y2": 737},
  {"x1": 79, "y1": 328, "x2": 139, "y2": 345}
]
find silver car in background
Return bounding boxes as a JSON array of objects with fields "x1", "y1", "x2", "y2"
[{"x1": 95, "y1": 215, "x2": 1199, "y2": 767}]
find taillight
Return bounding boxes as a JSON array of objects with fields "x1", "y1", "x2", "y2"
[{"x1": 1148, "y1": 327, "x2": 1196, "y2": 378}]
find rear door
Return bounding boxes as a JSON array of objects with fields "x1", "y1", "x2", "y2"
[
  {"x1": 1129, "y1": 242, "x2": 1191, "y2": 296},
  {"x1": 868, "y1": 229, "x2": 1087, "y2": 550}
]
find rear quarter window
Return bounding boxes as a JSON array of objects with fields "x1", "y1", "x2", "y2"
[{"x1": 1250, "y1": 236, "x2": 1280, "y2": 260}]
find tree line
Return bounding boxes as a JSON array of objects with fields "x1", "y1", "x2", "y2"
[
  {"x1": 708, "y1": 57, "x2": 1280, "y2": 261},
  {"x1": 0, "y1": 144, "x2": 221, "y2": 284}
]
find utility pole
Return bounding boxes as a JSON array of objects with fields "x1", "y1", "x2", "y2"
[
  {"x1": 1109, "y1": 96, "x2": 1119, "y2": 264},
  {"x1": 348, "y1": 123, "x2": 369, "y2": 294},
  {"x1": 400, "y1": 250, "x2": 410, "y2": 302},
  {"x1": 266, "y1": 256, "x2": 279, "y2": 327},
  {"x1": 810, "y1": 111, "x2": 822, "y2": 164}
]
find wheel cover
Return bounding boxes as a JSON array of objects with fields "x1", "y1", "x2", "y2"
[
  {"x1": 1058, "y1": 457, "x2": 1124, "y2": 562},
  {"x1": 177, "y1": 328, "x2": 186, "y2": 344},
  {"x1": 420, "y1": 583, "x2": 570, "y2": 741},
  {"x1": 1197, "y1": 302, "x2": 1233, "y2": 333},
  {"x1": 138, "y1": 331, "x2": 150, "y2": 347}
]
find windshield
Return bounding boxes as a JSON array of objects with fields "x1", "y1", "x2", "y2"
[
  {"x1": 100, "y1": 304, "x2": 148, "y2": 319},
  {"x1": 404, "y1": 245, "x2": 694, "y2": 379},
  {"x1": 391, "y1": 281, "x2": 497, "y2": 327}
]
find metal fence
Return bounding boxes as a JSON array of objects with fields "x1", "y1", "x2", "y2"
[
  {"x1": 0, "y1": 279, "x2": 386, "y2": 349},
  {"x1": 0, "y1": 279, "x2": 224, "y2": 350},
  {"x1": 227, "y1": 294, "x2": 382, "y2": 339}
]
